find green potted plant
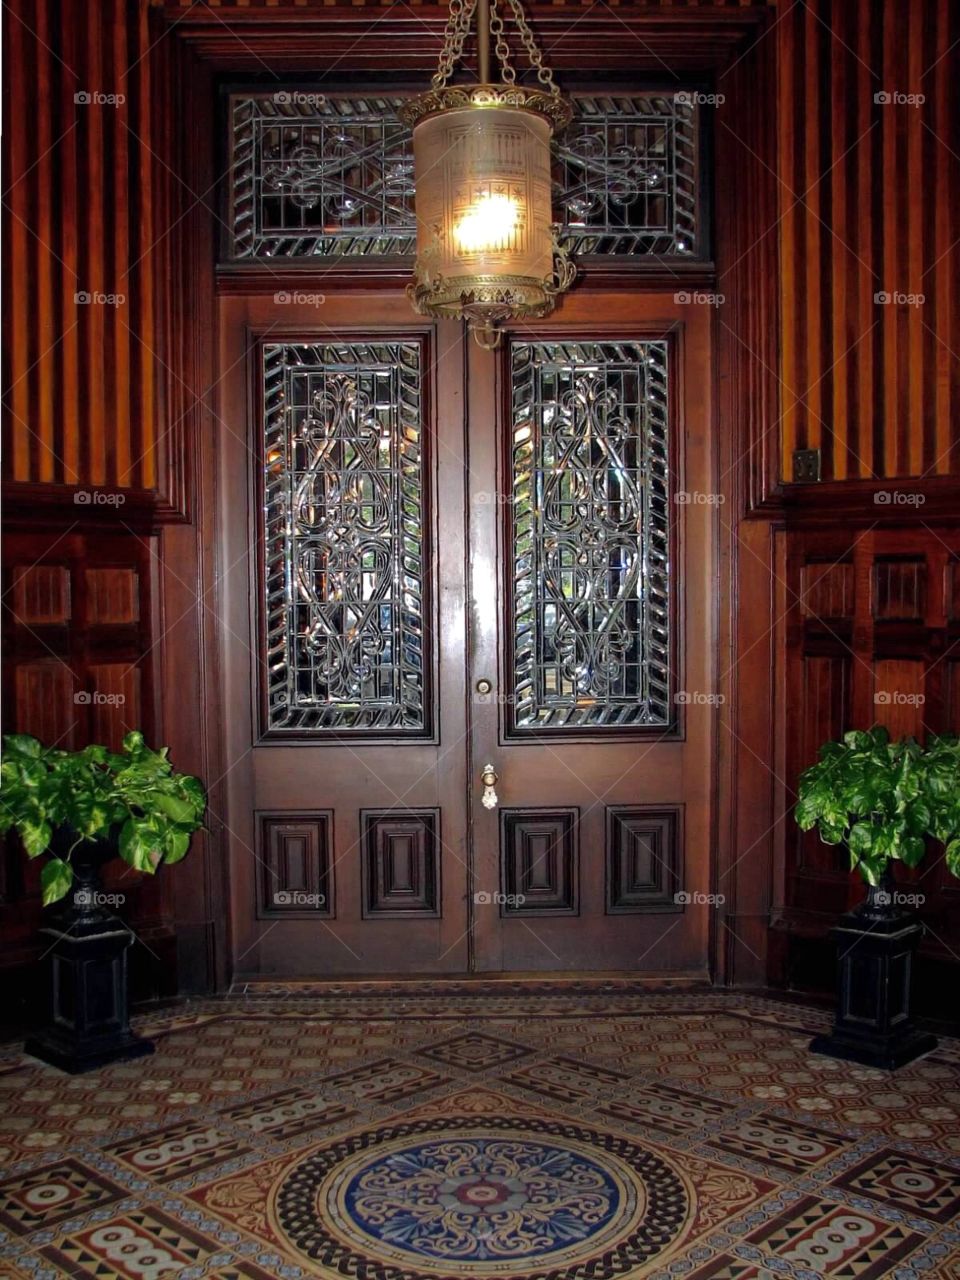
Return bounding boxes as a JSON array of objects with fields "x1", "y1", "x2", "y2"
[
  {"x1": 0, "y1": 730, "x2": 206, "y2": 1073},
  {"x1": 796, "y1": 726, "x2": 960, "y2": 1068}
]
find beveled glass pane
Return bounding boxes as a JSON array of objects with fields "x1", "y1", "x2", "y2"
[
  {"x1": 262, "y1": 341, "x2": 429, "y2": 734},
  {"x1": 508, "y1": 340, "x2": 671, "y2": 732},
  {"x1": 227, "y1": 93, "x2": 699, "y2": 260}
]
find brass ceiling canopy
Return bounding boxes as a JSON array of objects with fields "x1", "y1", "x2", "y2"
[{"x1": 399, "y1": 0, "x2": 575, "y2": 348}]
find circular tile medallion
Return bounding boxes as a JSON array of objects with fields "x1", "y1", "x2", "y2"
[{"x1": 271, "y1": 1114, "x2": 694, "y2": 1278}]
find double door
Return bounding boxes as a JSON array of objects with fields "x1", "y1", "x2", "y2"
[{"x1": 218, "y1": 289, "x2": 715, "y2": 977}]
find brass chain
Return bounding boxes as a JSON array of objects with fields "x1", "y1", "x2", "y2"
[
  {"x1": 505, "y1": 0, "x2": 560, "y2": 94},
  {"x1": 430, "y1": 0, "x2": 558, "y2": 95},
  {"x1": 432, "y1": 0, "x2": 478, "y2": 89},
  {"x1": 488, "y1": 0, "x2": 517, "y2": 84}
]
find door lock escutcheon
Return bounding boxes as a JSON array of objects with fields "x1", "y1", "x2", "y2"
[{"x1": 475, "y1": 678, "x2": 493, "y2": 695}]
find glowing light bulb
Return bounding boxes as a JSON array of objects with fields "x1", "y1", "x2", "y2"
[{"x1": 453, "y1": 192, "x2": 521, "y2": 254}]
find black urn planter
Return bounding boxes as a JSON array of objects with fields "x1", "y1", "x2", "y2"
[
  {"x1": 810, "y1": 869, "x2": 937, "y2": 1070},
  {"x1": 25, "y1": 829, "x2": 154, "y2": 1074}
]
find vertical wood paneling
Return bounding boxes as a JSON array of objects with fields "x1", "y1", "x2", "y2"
[
  {"x1": 779, "y1": 0, "x2": 959, "y2": 481},
  {"x1": 1, "y1": 0, "x2": 156, "y2": 490}
]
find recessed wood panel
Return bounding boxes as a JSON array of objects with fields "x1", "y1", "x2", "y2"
[
  {"x1": 500, "y1": 809, "x2": 578, "y2": 916},
  {"x1": 606, "y1": 807, "x2": 682, "y2": 913},
  {"x1": 799, "y1": 561, "x2": 854, "y2": 620},
  {"x1": 258, "y1": 813, "x2": 334, "y2": 918},
  {"x1": 873, "y1": 558, "x2": 926, "y2": 620},
  {"x1": 873, "y1": 660, "x2": 926, "y2": 740},
  {"x1": 362, "y1": 811, "x2": 440, "y2": 918},
  {"x1": 13, "y1": 661, "x2": 77, "y2": 751},
  {"x1": 86, "y1": 665, "x2": 142, "y2": 751},
  {"x1": 85, "y1": 568, "x2": 140, "y2": 624},
  {"x1": 10, "y1": 565, "x2": 71, "y2": 625},
  {"x1": 797, "y1": 655, "x2": 850, "y2": 878}
]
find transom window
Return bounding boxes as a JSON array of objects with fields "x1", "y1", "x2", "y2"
[{"x1": 226, "y1": 91, "x2": 702, "y2": 261}]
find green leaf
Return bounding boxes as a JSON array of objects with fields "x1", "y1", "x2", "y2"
[
  {"x1": 945, "y1": 838, "x2": 960, "y2": 878},
  {"x1": 40, "y1": 857, "x2": 73, "y2": 905},
  {"x1": 847, "y1": 822, "x2": 875, "y2": 857},
  {"x1": 154, "y1": 793, "x2": 195, "y2": 824},
  {"x1": 162, "y1": 829, "x2": 191, "y2": 864},
  {"x1": 3, "y1": 734, "x2": 43, "y2": 758},
  {"x1": 899, "y1": 834, "x2": 926, "y2": 867},
  {"x1": 119, "y1": 817, "x2": 161, "y2": 874},
  {"x1": 122, "y1": 731, "x2": 145, "y2": 754},
  {"x1": 20, "y1": 817, "x2": 52, "y2": 857}
]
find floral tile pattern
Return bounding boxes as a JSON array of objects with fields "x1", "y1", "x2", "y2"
[{"x1": 0, "y1": 984, "x2": 957, "y2": 1278}]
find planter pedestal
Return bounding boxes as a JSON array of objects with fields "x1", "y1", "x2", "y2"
[
  {"x1": 24, "y1": 841, "x2": 154, "y2": 1074},
  {"x1": 810, "y1": 883, "x2": 937, "y2": 1071}
]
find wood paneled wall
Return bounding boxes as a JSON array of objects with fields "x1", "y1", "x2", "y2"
[
  {"x1": 3, "y1": 0, "x2": 957, "y2": 493},
  {"x1": 777, "y1": 0, "x2": 960, "y2": 481},
  {"x1": 2, "y1": 0, "x2": 157, "y2": 490}
]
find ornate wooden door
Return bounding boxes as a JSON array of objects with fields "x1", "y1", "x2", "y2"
[
  {"x1": 218, "y1": 290, "x2": 714, "y2": 978},
  {"x1": 215, "y1": 85, "x2": 716, "y2": 979}
]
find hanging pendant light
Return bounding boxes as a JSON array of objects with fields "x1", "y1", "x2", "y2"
[{"x1": 399, "y1": 0, "x2": 574, "y2": 348}]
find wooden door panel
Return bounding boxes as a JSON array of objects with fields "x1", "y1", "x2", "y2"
[
  {"x1": 467, "y1": 294, "x2": 714, "y2": 974},
  {"x1": 219, "y1": 294, "x2": 470, "y2": 976}
]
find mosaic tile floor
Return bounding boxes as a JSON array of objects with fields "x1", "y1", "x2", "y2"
[{"x1": 1, "y1": 984, "x2": 959, "y2": 1279}]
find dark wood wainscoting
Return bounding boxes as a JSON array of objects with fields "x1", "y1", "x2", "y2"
[{"x1": 771, "y1": 513, "x2": 960, "y2": 1016}]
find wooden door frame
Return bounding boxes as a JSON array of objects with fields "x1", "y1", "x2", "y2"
[{"x1": 147, "y1": 2, "x2": 783, "y2": 992}]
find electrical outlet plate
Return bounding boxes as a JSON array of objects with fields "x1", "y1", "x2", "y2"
[{"x1": 793, "y1": 448, "x2": 822, "y2": 483}]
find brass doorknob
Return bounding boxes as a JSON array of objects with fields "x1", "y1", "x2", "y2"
[{"x1": 480, "y1": 763, "x2": 499, "y2": 809}]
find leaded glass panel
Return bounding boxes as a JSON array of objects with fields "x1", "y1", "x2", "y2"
[
  {"x1": 262, "y1": 341, "x2": 430, "y2": 734},
  {"x1": 227, "y1": 92, "x2": 699, "y2": 260},
  {"x1": 508, "y1": 340, "x2": 671, "y2": 732}
]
